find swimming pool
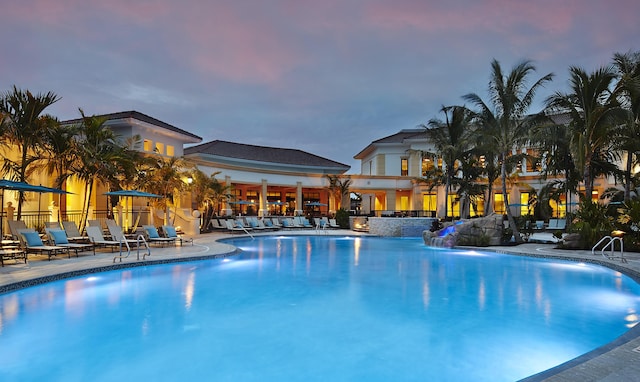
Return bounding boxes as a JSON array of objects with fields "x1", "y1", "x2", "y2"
[{"x1": 1, "y1": 236, "x2": 639, "y2": 381}]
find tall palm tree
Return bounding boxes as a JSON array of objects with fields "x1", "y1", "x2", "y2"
[
  {"x1": 421, "y1": 105, "x2": 475, "y2": 219},
  {"x1": 0, "y1": 86, "x2": 60, "y2": 218},
  {"x1": 464, "y1": 59, "x2": 553, "y2": 242},
  {"x1": 612, "y1": 50, "x2": 640, "y2": 201},
  {"x1": 545, "y1": 65, "x2": 626, "y2": 198},
  {"x1": 42, "y1": 122, "x2": 79, "y2": 220},
  {"x1": 71, "y1": 109, "x2": 139, "y2": 230}
]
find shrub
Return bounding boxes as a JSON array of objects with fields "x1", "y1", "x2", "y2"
[{"x1": 335, "y1": 208, "x2": 350, "y2": 229}]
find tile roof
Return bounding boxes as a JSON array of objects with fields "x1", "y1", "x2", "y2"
[
  {"x1": 62, "y1": 110, "x2": 202, "y2": 141},
  {"x1": 184, "y1": 140, "x2": 351, "y2": 170}
]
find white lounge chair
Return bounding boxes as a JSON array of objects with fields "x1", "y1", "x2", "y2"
[
  {"x1": 45, "y1": 228, "x2": 95, "y2": 257},
  {"x1": 162, "y1": 225, "x2": 193, "y2": 246},
  {"x1": 85, "y1": 226, "x2": 120, "y2": 252},
  {"x1": 61, "y1": 221, "x2": 89, "y2": 242},
  {"x1": 142, "y1": 225, "x2": 175, "y2": 246},
  {"x1": 17, "y1": 229, "x2": 69, "y2": 260}
]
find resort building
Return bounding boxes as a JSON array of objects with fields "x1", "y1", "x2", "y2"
[
  {"x1": 184, "y1": 140, "x2": 350, "y2": 217},
  {"x1": 350, "y1": 123, "x2": 628, "y2": 219},
  {"x1": 2, "y1": 109, "x2": 633, "y2": 234}
]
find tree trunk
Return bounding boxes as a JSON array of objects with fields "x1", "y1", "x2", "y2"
[
  {"x1": 624, "y1": 150, "x2": 632, "y2": 201},
  {"x1": 502, "y1": 159, "x2": 522, "y2": 243}
]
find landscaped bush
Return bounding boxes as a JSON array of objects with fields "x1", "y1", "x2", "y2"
[
  {"x1": 566, "y1": 199, "x2": 614, "y2": 249},
  {"x1": 335, "y1": 208, "x2": 350, "y2": 229}
]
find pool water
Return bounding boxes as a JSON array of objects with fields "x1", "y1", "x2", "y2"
[{"x1": 1, "y1": 236, "x2": 639, "y2": 381}]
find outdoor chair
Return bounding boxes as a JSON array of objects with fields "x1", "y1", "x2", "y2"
[
  {"x1": 17, "y1": 229, "x2": 69, "y2": 260},
  {"x1": 0, "y1": 247, "x2": 27, "y2": 266},
  {"x1": 208, "y1": 218, "x2": 226, "y2": 230},
  {"x1": 142, "y1": 225, "x2": 175, "y2": 246},
  {"x1": 7, "y1": 220, "x2": 27, "y2": 241},
  {"x1": 61, "y1": 221, "x2": 89, "y2": 242},
  {"x1": 85, "y1": 226, "x2": 120, "y2": 252},
  {"x1": 162, "y1": 225, "x2": 193, "y2": 246},
  {"x1": 45, "y1": 228, "x2": 95, "y2": 257},
  {"x1": 224, "y1": 219, "x2": 251, "y2": 234},
  {"x1": 271, "y1": 218, "x2": 283, "y2": 228}
]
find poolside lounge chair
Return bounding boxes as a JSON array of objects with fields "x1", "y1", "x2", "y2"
[
  {"x1": 142, "y1": 225, "x2": 175, "y2": 246},
  {"x1": 271, "y1": 218, "x2": 283, "y2": 229},
  {"x1": 162, "y1": 225, "x2": 193, "y2": 246},
  {"x1": 7, "y1": 220, "x2": 27, "y2": 240},
  {"x1": 208, "y1": 218, "x2": 226, "y2": 230},
  {"x1": 328, "y1": 219, "x2": 340, "y2": 229},
  {"x1": 105, "y1": 220, "x2": 151, "y2": 263},
  {"x1": 85, "y1": 226, "x2": 120, "y2": 252},
  {"x1": 61, "y1": 221, "x2": 89, "y2": 242},
  {"x1": 262, "y1": 219, "x2": 280, "y2": 230},
  {"x1": 17, "y1": 229, "x2": 69, "y2": 260},
  {"x1": 224, "y1": 219, "x2": 251, "y2": 234},
  {"x1": 246, "y1": 217, "x2": 268, "y2": 231},
  {"x1": 0, "y1": 247, "x2": 27, "y2": 266},
  {"x1": 45, "y1": 228, "x2": 95, "y2": 257}
]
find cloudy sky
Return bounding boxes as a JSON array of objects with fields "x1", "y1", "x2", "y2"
[{"x1": 2, "y1": 1, "x2": 638, "y2": 172}]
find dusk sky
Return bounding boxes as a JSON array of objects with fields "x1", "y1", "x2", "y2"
[{"x1": 2, "y1": 1, "x2": 638, "y2": 173}]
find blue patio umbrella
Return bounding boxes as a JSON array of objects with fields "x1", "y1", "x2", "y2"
[
  {"x1": 104, "y1": 190, "x2": 162, "y2": 198},
  {"x1": 1, "y1": 179, "x2": 70, "y2": 238},
  {"x1": 104, "y1": 190, "x2": 162, "y2": 229},
  {"x1": 305, "y1": 202, "x2": 327, "y2": 207}
]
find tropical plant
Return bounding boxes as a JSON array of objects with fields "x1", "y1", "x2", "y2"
[
  {"x1": 545, "y1": 65, "x2": 627, "y2": 197},
  {"x1": 138, "y1": 155, "x2": 192, "y2": 225},
  {"x1": 326, "y1": 175, "x2": 351, "y2": 211},
  {"x1": 0, "y1": 86, "x2": 60, "y2": 218},
  {"x1": 421, "y1": 105, "x2": 475, "y2": 219},
  {"x1": 464, "y1": 59, "x2": 553, "y2": 243},
  {"x1": 335, "y1": 208, "x2": 350, "y2": 229},
  {"x1": 188, "y1": 168, "x2": 232, "y2": 231},
  {"x1": 71, "y1": 109, "x2": 141, "y2": 230},
  {"x1": 611, "y1": 50, "x2": 640, "y2": 202},
  {"x1": 567, "y1": 198, "x2": 615, "y2": 249}
]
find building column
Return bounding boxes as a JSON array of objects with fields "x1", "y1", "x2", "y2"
[
  {"x1": 386, "y1": 190, "x2": 396, "y2": 212},
  {"x1": 260, "y1": 179, "x2": 268, "y2": 217},
  {"x1": 295, "y1": 182, "x2": 303, "y2": 216},
  {"x1": 223, "y1": 175, "x2": 232, "y2": 216}
]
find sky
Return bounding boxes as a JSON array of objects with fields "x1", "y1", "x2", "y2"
[{"x1": 1, "y1": 1, "x2": 639, "y2": 173}]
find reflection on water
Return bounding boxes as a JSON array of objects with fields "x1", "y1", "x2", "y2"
[{"x1": 1, "y1": 236, "x2": 639, "y2": 382}]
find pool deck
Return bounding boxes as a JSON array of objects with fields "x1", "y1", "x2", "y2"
[{"x1": 2, "y1": 230, "x2": 640, "y2": 381}]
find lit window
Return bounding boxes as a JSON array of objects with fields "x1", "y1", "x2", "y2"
[
  {"x1": 143, "y1": 140, "x2": 152, "y2": 152},
  {"x1": 401, "y1": 158, "x2": 408, "y2": 176},
  {"x1": 166, "y1": 145, "x2": 175, "y2": 157},
  {"x1": 155, "y1": 142, "x2": 164, "y2": 155}
]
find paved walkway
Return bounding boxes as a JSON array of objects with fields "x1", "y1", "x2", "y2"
[{"x1": 1, "y1": 230, "x2": 640, "y2": 381}]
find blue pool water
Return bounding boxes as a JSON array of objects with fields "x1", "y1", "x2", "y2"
[{"x1": 1, "y1": 236, "x2": 640, "y2": 381}]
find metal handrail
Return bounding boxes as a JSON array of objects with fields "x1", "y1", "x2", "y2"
[
  {"x1": 592, "y1": 235, "x2": 626, "y2": 263},
  {"x1": 112, "y1": 234, "x2": 151, "y2": 263}
]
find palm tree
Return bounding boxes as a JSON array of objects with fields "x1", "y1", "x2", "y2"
[
  {"x1": 42, "y1": 122, "x2": 79, "y2": 220},
  {"x1": 71, "y1": 109, "x2": 140, "y2": 230},
  {"x1": 421, "y1": 105, "x2": 475, "y2": 219},
  {"x1": 612, "y1": 50, "x2": 640, "y2": 201},
  {"x1": 0, "y1": 86, "x2": 60, "y2": 218},
  {"x1": 326, "y1": 175, "x2": 352, "y2": 212},
  {"x1": 464, "y1": 59, "x2": 553, "y2": 243},
  {"x1": 545, "y1": 65, "x2": 626, "y2": 198},
  {"x1": 139, "y1": 155, "x2": 192, "y2": 225},
  {"x1": 188, "y1": 168, "x2": 232, "y2": 230}
]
